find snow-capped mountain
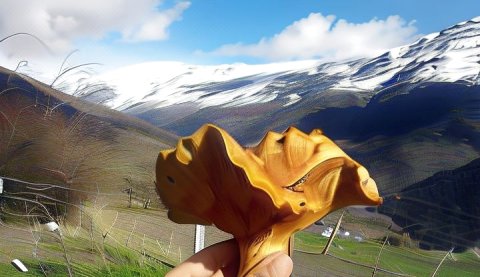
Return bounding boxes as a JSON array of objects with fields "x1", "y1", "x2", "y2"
[
  {"x1": 76, "y1": 16, "x2": 480, "y2": 114},
  {"x1": 57, "y1": 16, "x2": 480, "y2": 146}
]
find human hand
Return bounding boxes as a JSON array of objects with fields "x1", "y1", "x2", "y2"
[{"x1": 166, "y1": 239, "x2": 293, "y2": 277}]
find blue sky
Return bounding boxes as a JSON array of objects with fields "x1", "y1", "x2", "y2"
[
  {"x1": 0, "y1": 0, "x2": 479, "y2": 74},
  {"x1": 166, "y1": 0, "x2": 478, "y2": 55}
]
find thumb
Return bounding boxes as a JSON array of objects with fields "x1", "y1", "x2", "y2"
[{"x1": 247, "y1": 252, "x2": 293, "y2": 277}]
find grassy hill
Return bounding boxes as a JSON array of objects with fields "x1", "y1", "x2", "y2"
[
  {"x1": 0, "y1": 65, "x2": 178, "y2": 215},
  {"x1": 0, "y1": 66, "x2": 189, "y2": 275}
]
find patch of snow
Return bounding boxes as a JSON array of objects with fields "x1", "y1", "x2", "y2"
[
  {"x1": 423, "y1": 32, "x2": 440, "y2": 42},
  {"x1": 471, "y1": 16, "x2": 480, "y2": 22},
  {"x1": 322, "y1": 63, "x2": 351, "y2": 75},
  {"x1": 283, "y1": 93, "x2": 301, "y2": 106},
  {"x1": 351, "y1": 67, "x2": 403, "y2": 90},
  {"x1": 388, "y1": 46, "x2": 403, "y2": 59}
]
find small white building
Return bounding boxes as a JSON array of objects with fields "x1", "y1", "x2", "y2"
[{"x1": 321, "y1": 226, "x2": 333, "y2": 238}]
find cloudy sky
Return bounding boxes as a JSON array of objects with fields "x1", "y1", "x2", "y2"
[{"x1": 0, "y1": 0, "x2": 479, "y2": 77}]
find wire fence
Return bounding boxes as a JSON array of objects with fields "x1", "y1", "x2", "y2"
[{"x1": 1, "y1": 175, "x2": 479, "y2": 276}]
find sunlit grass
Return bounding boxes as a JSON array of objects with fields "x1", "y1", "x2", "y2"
[
  {"x1": 294, "y1": 231, "x2": 480, "y2": 276},
  {"x1": 0, "y1": 254, "x2": 170, "y2": 277}
]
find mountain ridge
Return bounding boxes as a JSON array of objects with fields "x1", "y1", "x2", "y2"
[{"x1": 66, "y1": 16, "x2": 480, "y2": 116}]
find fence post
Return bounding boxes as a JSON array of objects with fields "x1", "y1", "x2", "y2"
[
  {"x1": 194, "y1": 225, "x2": 205, "y2": 253},
  {"x1": 322, "y1": 210, "x2": 345, "y2": 255},
  {"x1": 372, "y1": 235, "x2": 389, "y2": 277},
  {"x1": 431, "y1": 247, "x2": 454, "y2": 277}
]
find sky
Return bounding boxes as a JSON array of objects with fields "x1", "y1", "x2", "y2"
[{"x1": 0, "y1": 0, "x2": 479, "y2": 78}]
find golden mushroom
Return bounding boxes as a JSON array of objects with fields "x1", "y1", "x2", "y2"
[{"x1": 156, "y1": 124, "x2": 382, "y2": 276}]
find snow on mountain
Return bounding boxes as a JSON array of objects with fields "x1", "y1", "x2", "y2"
[
  {"x1": 86, "y1": 60, "x2": 321, "y2": 110},
  {"x1": 70, "y1": 17, "x2": 480, "y2": 112}
]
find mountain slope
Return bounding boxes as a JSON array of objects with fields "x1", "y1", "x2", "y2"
[
  {"x1": 379, "y1": 158, "x2": 480, "y2": 251},
  {"x1": 0, "y1": 65, "x2": 176, "y2": 220}
]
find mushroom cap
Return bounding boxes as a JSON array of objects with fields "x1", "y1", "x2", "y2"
[{"x1": 156, "y1": 124, "x2": 382, "y2": 238}]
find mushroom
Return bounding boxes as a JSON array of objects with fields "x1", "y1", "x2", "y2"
[{"x1": 156, "y1": 124, "x2": 382, "y2": 276}]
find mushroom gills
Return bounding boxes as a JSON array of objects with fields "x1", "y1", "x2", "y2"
[{"x1": 284, "y1": 173, "x2": 309, "y2": 192}]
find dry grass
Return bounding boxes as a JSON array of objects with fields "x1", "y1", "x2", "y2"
[{"x1": 0, "y1": 66, "x2": 180, "y2": 275}]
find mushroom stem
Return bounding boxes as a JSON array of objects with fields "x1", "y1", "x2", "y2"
[{"x1": 236, "y1": 227, "x2": 291, "y2": 276}]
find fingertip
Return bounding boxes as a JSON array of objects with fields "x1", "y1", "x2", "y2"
[{"x1": 271, "y1": 253, "x2": 293, "y2": 276}]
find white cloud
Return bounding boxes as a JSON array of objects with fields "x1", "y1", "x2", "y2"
[
  {"x1": 211, "y1": 13, "x2": 419, "y2": 61},
  {"x1": 0, "y1": 0, "x2": 190, "y2": 80},
  {"x1": 0, "y1": 0, "x2": 190, "y2": 56},
  {"x1": 122, "y1": 1, "x2": 190, "y2": 42}
]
